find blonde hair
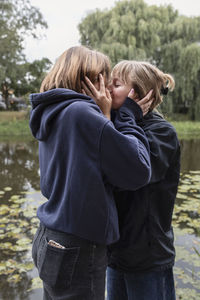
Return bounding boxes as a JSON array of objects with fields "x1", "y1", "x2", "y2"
[
  {"x1": 112, "y1": 60, "x2": 175, "y2": 110},
  {"x1": 40, "y1": 46, "x2": 111, "y2": 93}
]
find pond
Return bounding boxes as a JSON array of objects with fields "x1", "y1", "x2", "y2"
[{"x1": 0, "y1": 139, "x2": 200, "y2": 300}]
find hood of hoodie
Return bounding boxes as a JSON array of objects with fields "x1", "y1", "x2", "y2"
[{"x1": 29, "y1": 88, "x2": 96, "y2": 141}]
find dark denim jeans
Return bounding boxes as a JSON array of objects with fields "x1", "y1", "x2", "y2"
[
  {"x1": 106, "y1": 266, "x2": 176, "y2": 300},
  {"x1": 32, "y1": 223, "x2": 107, "y2": 300}
]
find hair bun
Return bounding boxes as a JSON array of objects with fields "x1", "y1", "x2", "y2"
[{"x1": 161, "y1": 86, "x2": 168, "y2": 95}]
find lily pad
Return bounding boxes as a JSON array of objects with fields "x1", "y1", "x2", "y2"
[
  {"x1": 28, "y1": 276, "x2": 43, "y2": 291},
  {"x1": 4, "y1": 187, "x2": 12, "y2": 192},
  {"x1": 7, "y1": 274, "x2": 22, "y2": 284},
  {"x1": 0, "y1": 205, "x2": 10, "y2": 215},
  {"x1": 16, "y1": 238, "x2": 32, "y2": 247}
]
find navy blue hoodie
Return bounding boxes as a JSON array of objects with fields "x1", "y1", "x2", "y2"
[{"x1": 29, "y1": 89, "x2": 151, "y2": 245}]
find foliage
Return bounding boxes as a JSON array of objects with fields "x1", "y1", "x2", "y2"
[
  {"x1": 173, "y1": 171, "x2": 200, "y2": 299},
  {"x1": 78, "y1": 0, "x2": 200, "y2": 120},
  {"x1": 0, "y1": 0, "x2": 50, "y2": 109},
  {"x1": 0, "y1": 187, "x2": 44, "y2": 297},
  {"x1": 12, "y1": 58, "x2": 52, "y2": 98},
  {"x1": 173, "y1": 171, "x2": 200, "y2": 236}
]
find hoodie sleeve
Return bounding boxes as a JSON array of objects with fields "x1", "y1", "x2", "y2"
[
  {"x1": 100, "y1": 98, "x2": 151, "y2": 190},
  {"x1": 143, "y1": 122, "x2": 180, "y2": 184}
]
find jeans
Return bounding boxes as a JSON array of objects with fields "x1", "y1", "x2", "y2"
[
  {"x1": 32, "y1": 223, "x2": 107, "y2": 300},
  {"x1": 106, "y1": 266, "x2": 176, "y2": 300}
]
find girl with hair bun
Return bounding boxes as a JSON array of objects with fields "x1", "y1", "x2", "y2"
[{"x1": 106, "y1": 60, "x2": 180, "y2": 300}]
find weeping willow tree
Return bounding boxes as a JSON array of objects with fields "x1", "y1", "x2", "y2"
[{"x1": 79, "y1": 0, "x2": 200, "y2": 120}]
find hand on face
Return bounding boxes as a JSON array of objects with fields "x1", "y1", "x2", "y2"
[
  {"x1": 81, "y1": 74, "x2": 112, "y2": 120},
  {"x1": 128, "y1": 89, "x2": 154, "y2": 116},
  {"x1": 109, "y1": 77, "x2": 154, "y2": 115}
]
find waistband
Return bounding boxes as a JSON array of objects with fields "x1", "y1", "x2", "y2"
[{"x1": 39, "y1": 222, "x2": 105, "y2": 248}]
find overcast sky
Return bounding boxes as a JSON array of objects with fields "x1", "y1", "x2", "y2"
[{"x1": 24, "y1": 0, "x2": 200, "y2": 63}]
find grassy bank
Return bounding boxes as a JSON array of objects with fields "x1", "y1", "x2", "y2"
[
  {"x1": 0, "y1": 111, "x2": 32, "y2": 141},
  {"x1": 170, "y1": 121, "x2": 200, "y2": 140},
  {"x1": 0, "y1": 111, "x2": 200, "y2": 141}
]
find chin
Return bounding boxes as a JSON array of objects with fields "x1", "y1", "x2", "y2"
[{"x1": 112, "y1": 102, "x2": 120, "y2": 110}]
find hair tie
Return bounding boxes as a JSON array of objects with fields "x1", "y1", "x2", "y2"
[{"x1": 161, "y1": 86, "x2": 168, "y2": 95}]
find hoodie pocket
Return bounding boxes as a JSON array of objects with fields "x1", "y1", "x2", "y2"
[{"x1": 38, "y1": 237, "x2": 80, "y2": 288}]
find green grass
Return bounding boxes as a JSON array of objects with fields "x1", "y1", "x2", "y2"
[
  {"x1": 170, "y1": 121, "x2": 200, "y2": 140},
  {"x1": 0, "y1": 119, "x2": 30, "y2": 135},
  {"x1": 0, "y1": 111, "x2": 32, "y2": 141},
  {"x1": 0, "y1": 112, "x2": 200, "y2": 141},
  {"x1": 0, "y1": 111, "x2": 28, "y2": 122}
]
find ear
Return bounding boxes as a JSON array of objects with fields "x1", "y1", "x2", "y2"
[{"x1": 128, "y1": 89, "x2": 139, "y2": 101}]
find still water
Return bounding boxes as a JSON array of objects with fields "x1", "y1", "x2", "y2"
[{"x1": 0, "y1": 140, "x2": 200, "y2": 300}]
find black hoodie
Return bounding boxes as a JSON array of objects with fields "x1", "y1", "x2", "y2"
[{"x1": 109, "y1": 111, "x2": 180, "y2": 270}]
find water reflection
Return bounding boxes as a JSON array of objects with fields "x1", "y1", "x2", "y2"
[
  {"x1": 0, "y1": 139, "x2": 199, "y2": 190},
  {"x1": 0, "y1": 141, "x2": 41, "y2": 300},
  {"x1": 0, "y1": 139, "x2": 199, "y2": 300},
  {"x1": 180, "y1": 139, "x2": 200, "y2": 172},
  {"x1": 0, "y1": 141, "x2": 40, "y2": 200}
]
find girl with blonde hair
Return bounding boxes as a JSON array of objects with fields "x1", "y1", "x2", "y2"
[
  {"x1": 106, "y1": 60, "x2": 180, "y2": 300},
  {"x1": 110, "y1": 60, "x2": 175, "y2": 111},
  {"x1": 30, "y1": 48, "x2": 152, "y2": 300}
]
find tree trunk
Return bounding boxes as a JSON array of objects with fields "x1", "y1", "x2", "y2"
[{"x1": 2, "y1": 82, "x2": 9, "y2": 110}]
